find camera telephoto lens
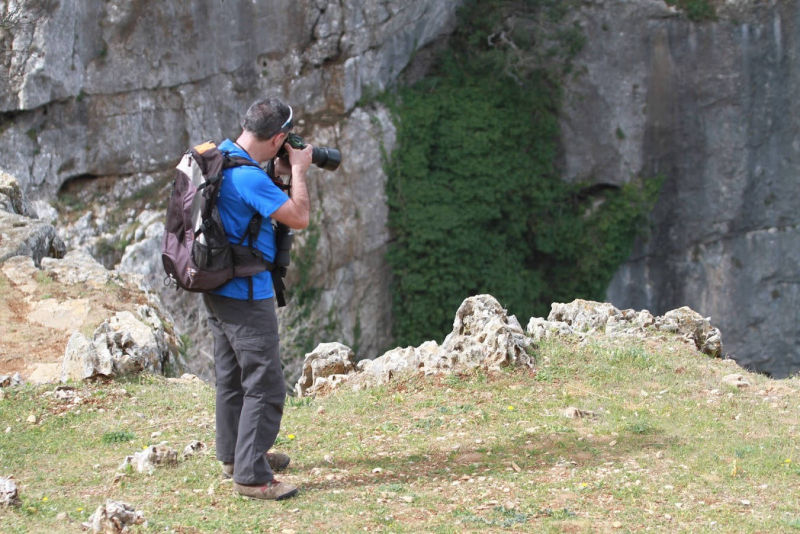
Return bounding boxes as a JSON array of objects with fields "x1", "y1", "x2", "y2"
[{"x1": 311, "y1": 147, "x2": 341, "y2": 171}]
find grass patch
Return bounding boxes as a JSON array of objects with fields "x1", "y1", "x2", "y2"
[
  {"x1": 1, "y1": 336, "x2": 799, "y2": 532},
  {"x1": 101, "y1": 430, "x2": 136, "y2": 444}
]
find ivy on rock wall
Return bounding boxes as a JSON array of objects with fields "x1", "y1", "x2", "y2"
[{"x1": 385, "y1": 0, "x2": 661, "y2": 347}]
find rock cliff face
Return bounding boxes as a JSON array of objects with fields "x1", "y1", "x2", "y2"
[
  {"x1": 559, "y1": 0, "x2": 800, "y2": 377},
  {"x1": 0, "y1": 0, "x2": 458, "y2": 375}
]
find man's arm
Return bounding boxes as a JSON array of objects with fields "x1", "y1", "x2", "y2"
[{"x1": 272, "y1": 144, "x2": 312, "y2": 229}]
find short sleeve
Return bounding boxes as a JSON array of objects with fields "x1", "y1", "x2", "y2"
[{"x1": 233, "y1": 166, "x2": 289, "y2": 218}]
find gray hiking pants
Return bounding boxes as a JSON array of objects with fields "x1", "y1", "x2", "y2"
[{"x1": 203, "y1": 293, "x2": 286, "y2": 485}]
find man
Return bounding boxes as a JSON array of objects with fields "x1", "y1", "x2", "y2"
[{"x1": 203, "y1": 97, "x2": 312, "y2": 501}]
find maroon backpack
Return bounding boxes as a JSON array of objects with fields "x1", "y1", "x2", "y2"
[{"x1": 161, "y1": 141, "x2": 274, "y2": 295}]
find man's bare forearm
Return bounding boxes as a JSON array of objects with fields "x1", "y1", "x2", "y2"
[{"x1": 289, "y1": 166, "x2": 310, "y2": 226}]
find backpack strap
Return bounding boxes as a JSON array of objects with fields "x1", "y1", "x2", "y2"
[{"x1": 222, "y1": 150, "x2": 290, "y2": 306}]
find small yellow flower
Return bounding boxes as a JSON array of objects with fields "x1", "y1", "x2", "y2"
[
  {"x1": 41, "y1": 497, "x2": 48, "y2": 502},
  {"x1": 507, "y1": 405, "x2": 514, "y2": 411},
  {"x1": 784, "y1": 458, "x2": 792, "y2": 465},
  {"x1": 77, "y1": 508, "x2": 84, "y2": 512},
  {"x1": 580, "y1": 482, "x2": 588, "y2": 488},
  {"x1": 288, "y1": 434, "x2": 296, "y2": 440}
]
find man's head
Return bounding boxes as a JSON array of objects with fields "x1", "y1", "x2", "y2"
[
  {"x1": 241, "y1": 97, "x2": 293, "y2": 141},
  {"x1": 237, "y1": 97, "x2": 294, "y2": 162}
]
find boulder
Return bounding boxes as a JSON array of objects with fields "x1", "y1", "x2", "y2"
[
  {"x1": 526, "y1": 317, "x2": 576, "y2": 342},
  {"x1": 548, "y1": 299, "x2": 621, "y2": 332},
  {"x1": 62, "y1": 308, "x2": 170, "y2": 382},
  {"x1": 84, "y1": 499, "x2": 145, "y2": 533},
  {"x1": 0, "y1": 172, "x2": 64, "y2": 266},
  {"x1": 437, "y1": 294, "x2": 534, "y2": 372},
  {"x1": 40, "y1": 249, "x2": 116, "y2": 286},
  {"x1": 294, "y1": 342, "x2": 356, "y2": 397},
  {"x1": 182, "y1": 440, "x2": 207, "y2": 460},
  {"x1": 119, "y1": 443, "x2": 178, "y2": 475},
  {"x1": 0, "y1": 210, "x2": 65, "y2": 267},
  {"x1": 0, "y1": 171, "x2": 31, "y2": 216},
  {"x1": 0, "y1": 476, "x2": 20, "y2": 507},
  {"x1": 654, "y1": 307, "x2": 722, "y2": 358}
]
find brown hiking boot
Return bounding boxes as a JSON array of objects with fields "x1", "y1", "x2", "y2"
[
  {"x1": 234, "y1": 480, "x2": 298, "y2": 501},
  {"x1": 222, "y1": 452, "x2": 291, "y2": 478}
]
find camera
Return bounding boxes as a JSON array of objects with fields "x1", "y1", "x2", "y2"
[{"x1": 280, "y1": 133, "x2": 341, "y2": 171}]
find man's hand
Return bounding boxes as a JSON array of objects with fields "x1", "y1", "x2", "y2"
[
  {"x1": 271, "y1": 142, "x2": 312, "y2": 230},
  {"x1": 284, "y1": 142, "x2": 313, "y2": 174}
]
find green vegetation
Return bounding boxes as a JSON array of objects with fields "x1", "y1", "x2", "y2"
[
  {"x1": 666, "y1": 0, "x2": 717, "y2": 22},
  {"x1": 385, "y1": 0, "x2": 661, "y2": 346},
  {"x1": 101, "y1": 430, "x2": 136, "y2": 444},
  {"x1": 1, "y1": 335, "x2": 799, "y2": 532}
]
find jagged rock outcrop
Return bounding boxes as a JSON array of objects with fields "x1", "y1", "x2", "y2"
[
  {"x1": 558, "y1": 0, "x2": 800, "y2": 376},
  {"x1": 531, "y1": 299, "x2": 722, "y2": 358},
  {"x1": 0, "y1": 170, "x2": 31, "y2": 216},
  {"x1": 61, "y1": 307, "x2": 172, "y2": 382},
  {"x1": 0, "y1": 173, "x2": 65, "y2": 266},
  {"x1": 297, "y1": 295, "x2": 724, "y2": 397},
  {"x1": 84, "y1": 499, "x2": 145, "y2": 534},
  {"x1": 296, "y1": 294, "x2": 534, "y2": 396}
]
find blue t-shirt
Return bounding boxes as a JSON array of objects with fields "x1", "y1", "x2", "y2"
[{"x1": 211, "y1": 139, "x2": 289, "y2": 300}]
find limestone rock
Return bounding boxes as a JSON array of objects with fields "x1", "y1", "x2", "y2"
[
  {"x1": 61, "y1": 308, "x2": 170, "y2": 382},
  {"x1": 182, "y1": 440, "x2": 207, "y2": 460},
  {"x1": 296, "y1": 295, "x2": 534, "y2": 397},
  {"x1": 357, "y1": 341, "x2": 440, "y2": 383},
  {"x1": 548, "y1": 300, "x2": 621, "y2": 333},
  {"x1": 0, "y1": 476, "x2": 20, "y2": 507},
  {"x1": 294, "y1": 343, "x2": 356, "y2": 397},
  {"x1": 119, "y1": 443, "x2": 178, "y2": 475},
  {"x1": 539, "y1": 299, "x2": 723, "y2": 358},
  {"x1": 0, "y1": 373, "x2": 23, "y2": 388},
  {"x1": 654, "y1": 307, "x2": 722, "y2": 358},
  {"x1": 0, "y1": 172, "x2": 64, "y2": 266},
  {"x1": 526, "y1": 317, "x2": 575, "y2": 342},
  {"x1": 0, "y1": 171, "x2": 31, "y2": 216},
  {"x1": 40, "y1": 249, "x2": 116, "y2": 286},
  {"x1": 0, "y1": 210, "x2": 65, "y2": 267},
  {"x1": 437, "y1": 294, "x2": 534, "y2": 372},
  {"x1": 84, "y1": 499, "x2": 145, "y2": 533}
]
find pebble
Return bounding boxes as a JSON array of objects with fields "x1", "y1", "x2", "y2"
[{"x1": 26, "y1": 414, "x2": 37, "y2": 424}]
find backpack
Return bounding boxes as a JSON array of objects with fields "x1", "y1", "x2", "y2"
[{"x1": 161, "y1": 141, "x2": 289, "y2": 304}]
